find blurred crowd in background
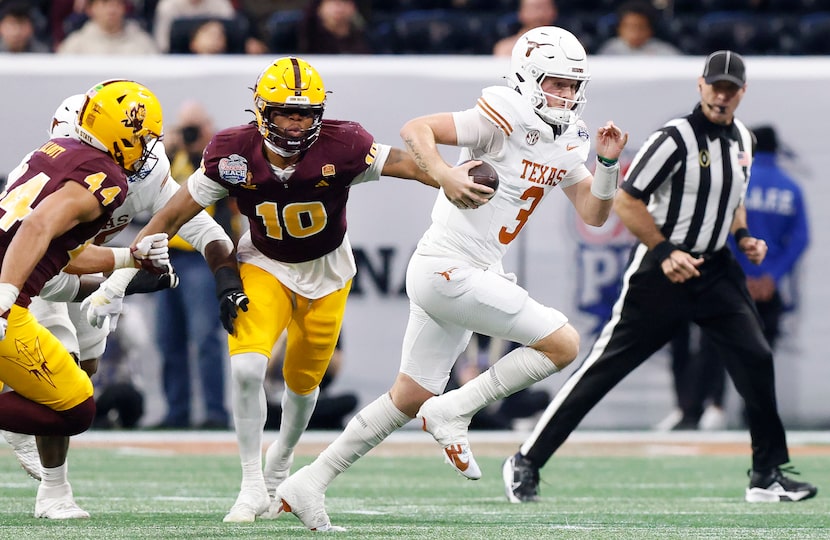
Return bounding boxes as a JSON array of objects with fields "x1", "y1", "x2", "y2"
[{"x1": 2, "y1": 0, "x2": 830, "y2": 57}]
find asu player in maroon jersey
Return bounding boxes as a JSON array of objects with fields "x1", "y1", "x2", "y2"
[
  {"x1": 132, "y1": 56, "x2": 446, "y2": 523},
  {"x1": 0, "y1": 79, "x2": 165, "y2": 519}
]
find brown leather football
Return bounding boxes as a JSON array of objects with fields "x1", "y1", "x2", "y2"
[{"x1": 465, "y1": 160, "x2": 499, "y2": 194}]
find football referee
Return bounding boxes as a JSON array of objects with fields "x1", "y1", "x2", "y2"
[{"x1": 503, "y1": 50, "x2": 818, "y2": 504}]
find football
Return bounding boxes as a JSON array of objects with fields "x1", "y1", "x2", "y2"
[{"x1": 464, "y1": 160, "x2": 499, "y2": 196}]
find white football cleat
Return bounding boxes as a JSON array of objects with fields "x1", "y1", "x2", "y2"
[
  {"x1": 34, "y1": 482, "x2": 89, "y2": 519},
  {"x1": 1, "y1": 430, "x2": 41, "y2": 481},
  {"x1": 222, "y1": 483, "x2": 271, "y2": 523},
  {"x1": 276, "y1": 466, "x2": 345, "y2": 532},
  {"x1": 417, "y1": 396, "x2": 481, "y2": 480}
]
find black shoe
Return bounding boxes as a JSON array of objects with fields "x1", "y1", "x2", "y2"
[
  {"x1": 502, "y1": 452, "x2": 540, "y2": 503},
  {"x1": 745, "y1": 466, "x2": 818, "y2": 502}
]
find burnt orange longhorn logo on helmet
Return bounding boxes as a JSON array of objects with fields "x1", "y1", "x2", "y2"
[{"x1": 524, "y1": 41, "x2": 541, "y2": 57}]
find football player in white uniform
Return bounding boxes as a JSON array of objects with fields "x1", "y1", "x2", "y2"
[
  {"x1": 1, "y1": 94, "x2": 234, "y2": 519},
  {"x1": 275, "y1": 26, "x2": 629, "y2": 530}
]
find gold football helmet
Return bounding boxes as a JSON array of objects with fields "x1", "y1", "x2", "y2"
[
  {"x1": 77, "y1": 79, "x2": 164, "y2": 174},
  {"x1": 253, "y1": 57, "x2": 326, "y2": 154}
]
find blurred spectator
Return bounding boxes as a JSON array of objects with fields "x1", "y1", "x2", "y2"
[
  {"x1": 151, "y1": 100, "x2": 233, "y2": 430},
  {"x1": 492, "y1": 0, "x2": 557, "y2": 57},
  {"x1": 153, "y1": 0, "x2": 234, "y2": 52},
  {"x1": 733, "y1": 125, "x2": 810, "y2": 351},
  {"x1": 57, "y1": 0, "x2": 158, "y2": 54},
  {"x1": 91, "y1": 320, "x2": 146, "y2": 430},
  {"x1": 297, "y1": 0, "x2": 370, "y2": 54},
  {"x1": 187, "y1": 17, "x2": 225, "y2": 54},
  {"x1": 596, "y1": 0, "x2": 680, "y2": 56},
  {"x1": 0, "y1": 2, "x2": 50, "y2": 52},
  {"x1": 154, "y1": 0, "x2": 266, "y2": 54},
  {"x1": 49, "y1": 0, "x2": 89, "y2": 48}
]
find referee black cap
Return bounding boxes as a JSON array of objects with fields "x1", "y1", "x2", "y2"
[{"x1": 702, "y1": 50, "x2": 746, "y2": 87}]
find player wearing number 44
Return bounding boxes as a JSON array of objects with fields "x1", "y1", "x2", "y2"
[
  {"x1": 131, "y1": 56, "x2": 442, "y2": 523},
  {"x1": 0, "y1": 80, "x2": 169, "y2": 519},
  {"x1": 275, "y1": 26, "x2": 628, "y2": 531}
]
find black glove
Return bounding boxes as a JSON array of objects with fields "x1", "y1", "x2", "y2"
[
  {"x1": 125, "y1": 266, "x2": 180, "y2": 295},
  {"x1": 215, "y1": 266, "x2": 249, "y2": 334}
]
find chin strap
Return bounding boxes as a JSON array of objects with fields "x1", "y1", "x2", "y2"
[{"x1": 263, "y1": 138, "x2": 300, "y2": 158}]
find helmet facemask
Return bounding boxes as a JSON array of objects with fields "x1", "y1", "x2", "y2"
[
  {"x1": 127, "y1": 135, "x2": 161, "y2": 180},
  {"x1": 255, "y1": 99, "x2": 324, "y2": 155},
  {"x1": 508, "y1": 26, "x2": 591, "y2": 126}
]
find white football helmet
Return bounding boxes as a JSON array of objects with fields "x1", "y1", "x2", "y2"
[
  {"x1": 49, "y1": 94, "x2": 85, "y2": 139},
  {"x1": 507, "y1": 26, "x2": 590, "y2": 126}
]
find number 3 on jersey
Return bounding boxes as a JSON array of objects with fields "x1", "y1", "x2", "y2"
[
  {"x1": 255, "y1": 200, "x2": 327, "y2": 240},
  {"x1": 498, "y1": 185, "x2": 544, "y2": 245}
]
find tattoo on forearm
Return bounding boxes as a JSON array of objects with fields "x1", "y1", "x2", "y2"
[{"x1": 403, "y1": 136, "x2": 429, "y2": 172}]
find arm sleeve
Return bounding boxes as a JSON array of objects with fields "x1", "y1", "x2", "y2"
[
  {"x1": 187, "y1": 169, "x2": 228, "y2": 208},
  {"x1": 37, "y1": 272, "x2": 81, "y2": 302},
  {"x1": 453, "y1": 108, "x2": 505, "y2": 157},
  {"x1": 350, "y1": 142, "x2": 391, "y2": 186},
  {"x1": 621, "y1": 129, "x2": 681, "y2": 201},
  {"x1": 153, "y1": 175, "x2": 233, "y2": 255}
]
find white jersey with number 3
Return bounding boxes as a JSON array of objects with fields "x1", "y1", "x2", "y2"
[{"x1": 416, "y1": 86, "x2": 591, "y2": 269}]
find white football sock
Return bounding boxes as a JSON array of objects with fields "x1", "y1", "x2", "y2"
[
  {"x1": 449, "y1": 347, "x2": 557, "y2": 418},
  {"x1": 41, "y1": 462, "x2": 68, "y2": 488},
  {"x1": 230, "y1": 352, "x2": 268, "y2": 486},
  {"x1": 264, "y1": 386, "x2": 319, "y2": 471},
  {"x1": 308, "y1": 393, "x2": 409, "y2": 486}
]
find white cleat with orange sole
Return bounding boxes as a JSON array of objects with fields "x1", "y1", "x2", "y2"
[
  {"x1": 276, "y1": 466, "x2": 345, "y2": 532},
  {"x1": 417, "y1": 396, "x2": 481, "y2": 480}
]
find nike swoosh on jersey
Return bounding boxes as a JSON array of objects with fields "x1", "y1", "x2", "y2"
[{"x1": 566, "y1": 144, "x2": 579, "y2": 151}]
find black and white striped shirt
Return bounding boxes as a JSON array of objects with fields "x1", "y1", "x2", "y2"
[{"x1": 622, "y1": 105, "x2": 754, "y2": 255}]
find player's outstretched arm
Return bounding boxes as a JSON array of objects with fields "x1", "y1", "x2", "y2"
[
  {"x1": 132, "y1": 183, "x2": 204, "y2": 250},
  {"x1": 400, "y1": 113, "x2": 493, "y2": 208}
]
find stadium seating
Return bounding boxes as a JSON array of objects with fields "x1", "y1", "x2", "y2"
[
  {"x1": 797, "y1": 12, "x2": 830, "y2": 54},
  {"x1": 696, "y1": 12, "x2": 781, "y2": 56}
]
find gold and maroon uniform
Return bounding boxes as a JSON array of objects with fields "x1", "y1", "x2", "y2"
[
  {"x1": 0, "y1": 138, "x2": 127, "y2": 411},
  {"x1": 190, "y1": 120, "x2": 385, "y2": 392}
]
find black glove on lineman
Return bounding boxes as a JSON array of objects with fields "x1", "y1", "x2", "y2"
[
  {"x1": 125, "y1": 266, "x2": 180, "y2": 295},
  {"x1": 215, "y1": 266, "x2": 249, "y2": 334}
]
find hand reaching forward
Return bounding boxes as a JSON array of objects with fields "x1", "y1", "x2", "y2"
[{"x1": 595, "y1": 121, "x2": 629, "y2": 161}]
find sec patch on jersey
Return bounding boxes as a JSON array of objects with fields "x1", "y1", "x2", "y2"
[{"x1": 463, "y1": 160, "x2": 499, "y2": 198}]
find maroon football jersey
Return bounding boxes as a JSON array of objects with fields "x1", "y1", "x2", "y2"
[
  {"x1": 0, "y1": 138, "x2": 128, "y2": 305},
  {"x1": 202, "y1": 121, "x2": 376, "y2": 263}
]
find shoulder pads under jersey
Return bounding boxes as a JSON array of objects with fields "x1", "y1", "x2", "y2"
[{"x1": 478, "y1": 86, "x2": 556, "y2": 141}]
